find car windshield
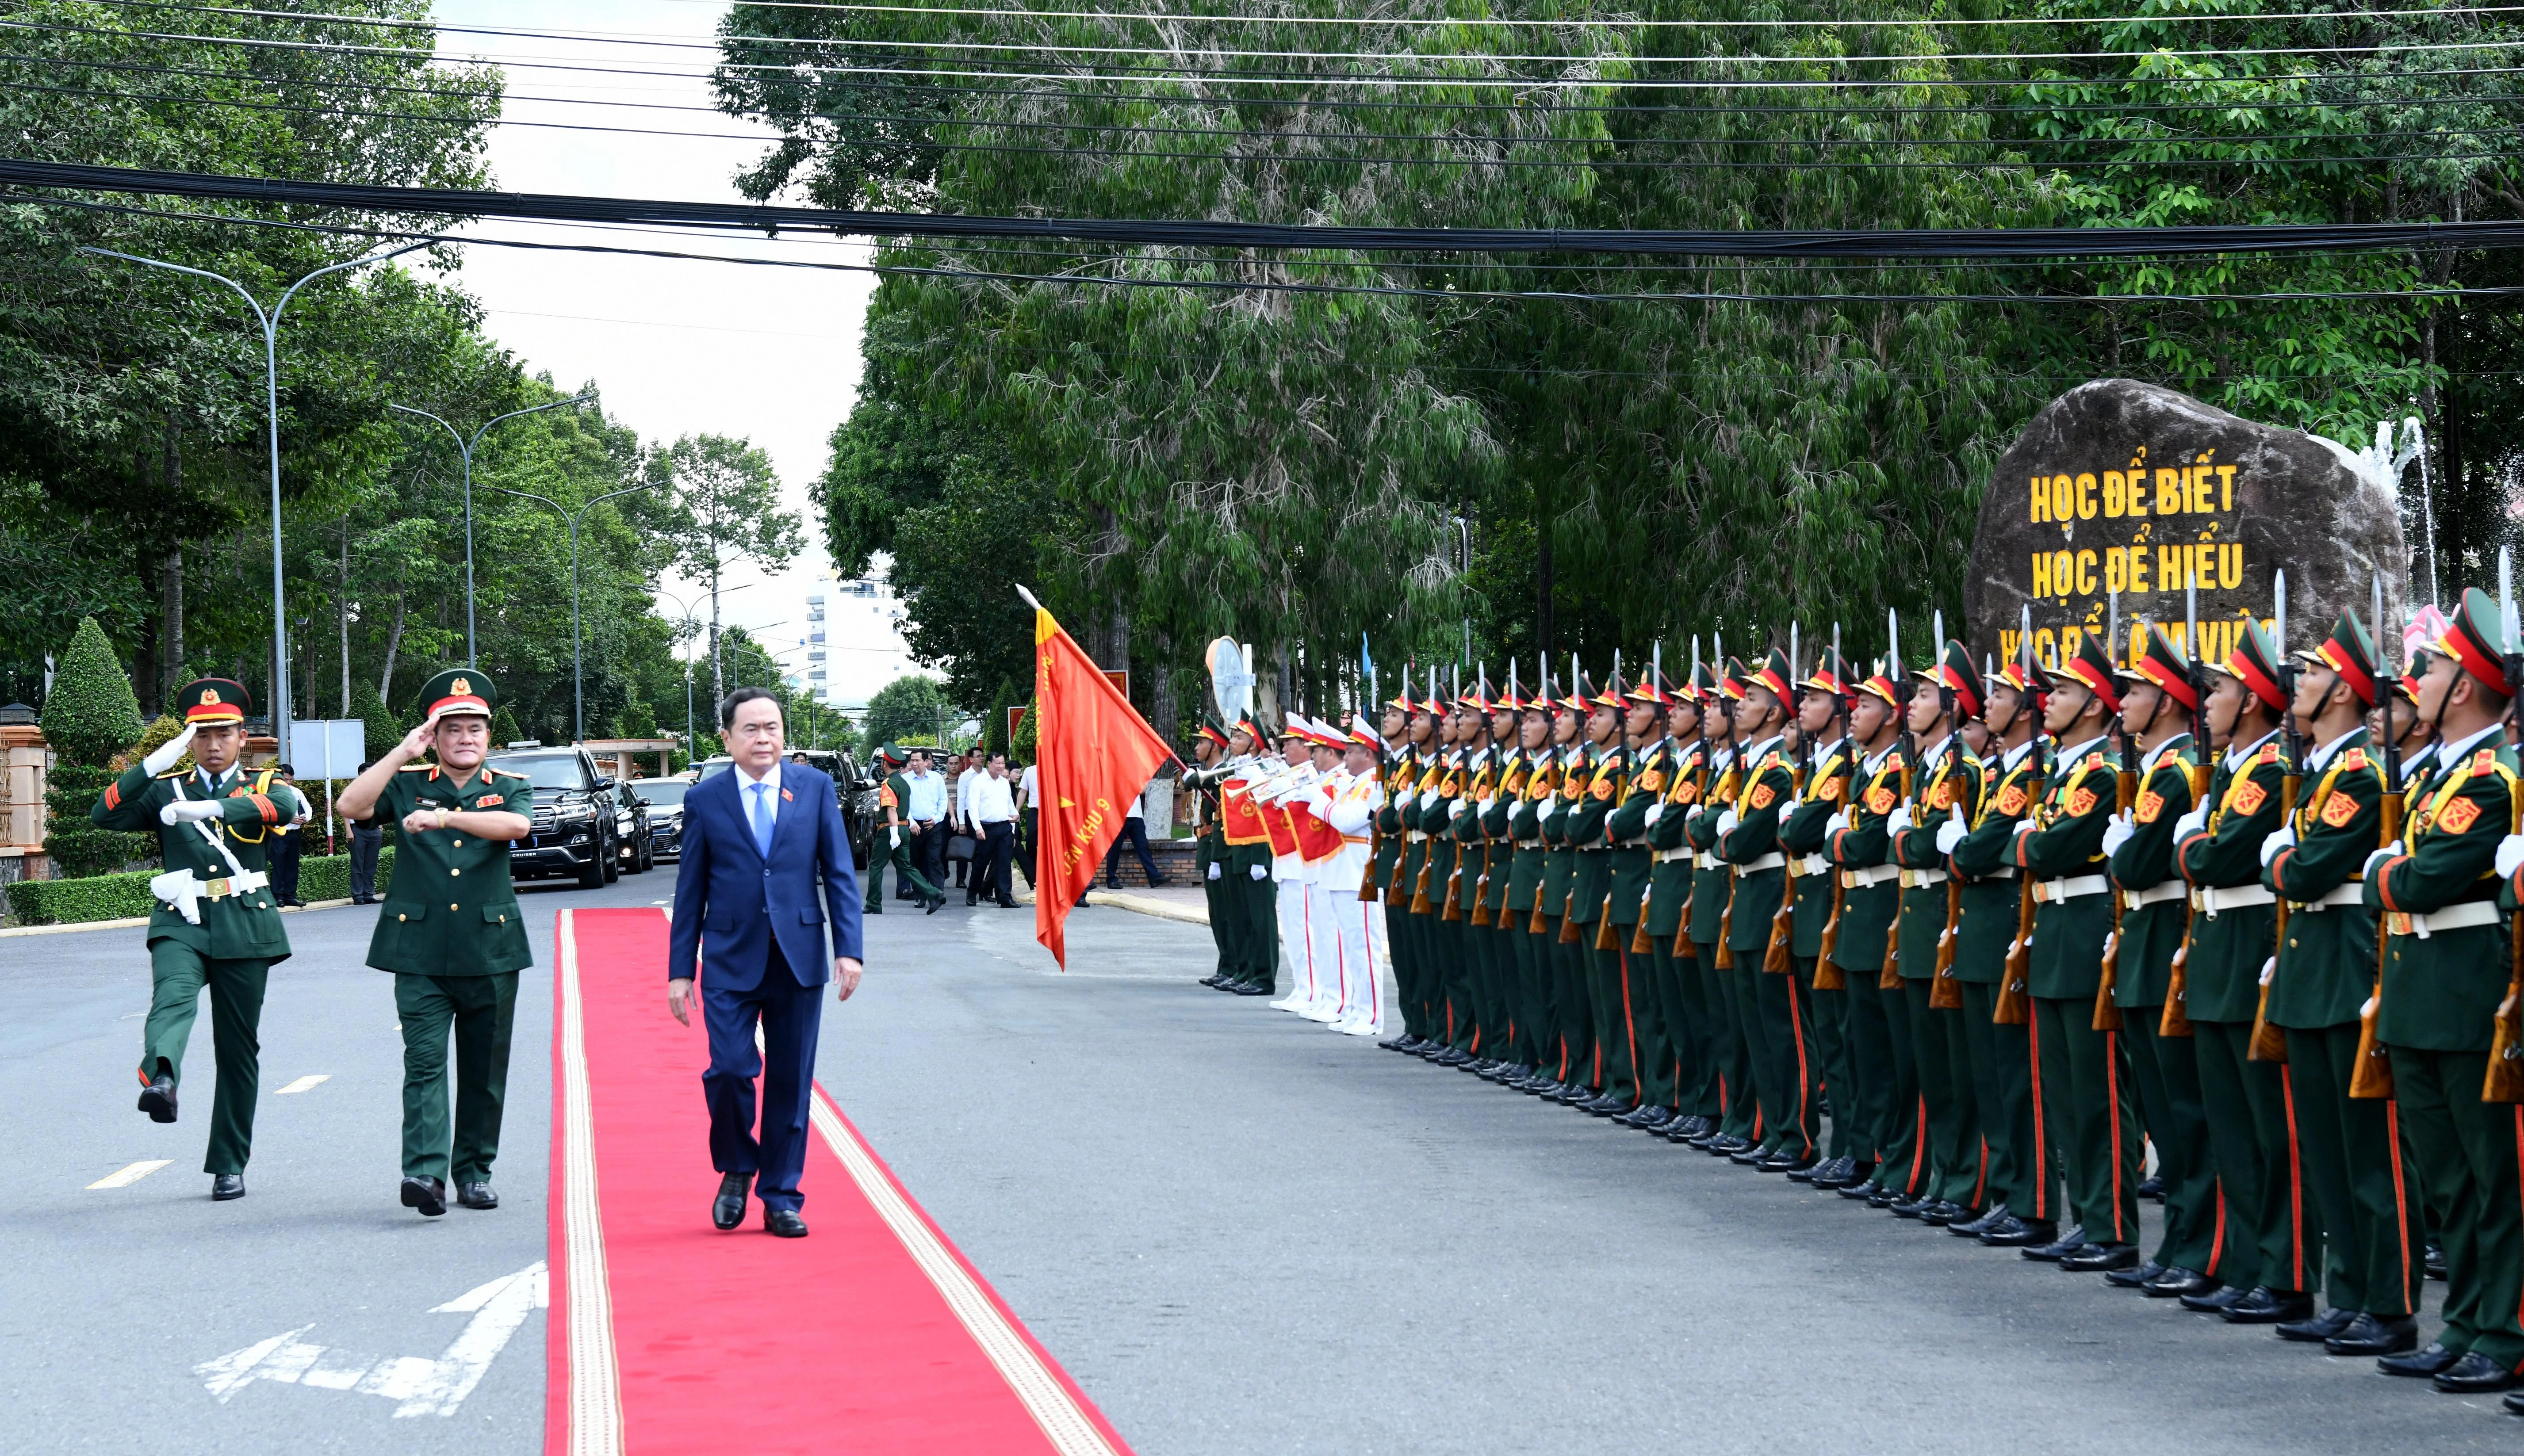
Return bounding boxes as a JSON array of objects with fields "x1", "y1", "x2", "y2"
[
  {"x1": 491, "y1": 754, "x2": 586, "y2": 791},
  {"x1": 629, "y1": 780, "x2": 689, "y2": 807},
  {"x1": 695, "y1": 759, "x2": 733, "y2": 780}
]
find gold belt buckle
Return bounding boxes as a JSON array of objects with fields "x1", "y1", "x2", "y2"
[{"x1": 2385, "y1": 911, "x2": 2413, "y2": 937}]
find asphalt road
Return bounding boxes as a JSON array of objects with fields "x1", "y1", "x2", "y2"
[{"x1": 9, "y1": 874, "x2": 2519, "y2": 1453}]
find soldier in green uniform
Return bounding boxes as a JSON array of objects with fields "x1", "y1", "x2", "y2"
[
  {"x1": 1499, "y1": 682, "x2": 1555, "y2": 1088},
  {"x1": 1714, "y1": 649, "x2": 1814, "y2": 1168},
  {"x1": 1540, "y1": 678, "x2": 1597, "y2": 1102},
  {"x1": 1781, "y1": 650, "x2": 1861, "y2": 1182},
  {"x1": 2262, "y1": 611, "x2": 2425, "y2": 1353},
  {"x1": 867, "y1": 745, "x2": 948, "y2": 916},
  {"x1": 92, "y1": 677, "x2": 310, "y2": 1201},
  {"x1": 1888, "y1": 641, "x2": 1986, "y2": 1223},
  {"x1": 1683, "y1": 661, "x2": 1755, "y2": 1150},
  {"x1": 1826, "y1": 661, "x2": 1910, "y2": 1201},
  {"x1": 1186, "y1": 724, "x2": 1235, "y2": 987},
  {"x1": 2095, "y1": 625, "x2": 2229, "y2": 1294},
  {"x1": 1608, "y1": 670, "x2": 1679, "y2": 1128},
  {"x1": 1385, "y1": 696, "x2": 1438, "y2": 1040},
  {"x1": 1949, "y1": 655, "x2": 2063, "y2": 1246},
  {"x1": 1374, "y1": 690, "x2": 1422, "y2": 1047},
  {"x1": 1517, "y1": 679, "x2": 1578, "y2": 1092},
  {"x1": 2365, "y1": 590, "x2": 2524, "y2": 1393},
  {"x1": 2014, "y1": 633, "x2": 2141, "y2": 1266},
  {"x1": 337, "y1": 669, "x2": 534, "y2": 1217},
  {"x1": 2172, "y1": 621, "x2": 2311, "y2": 1315},
  {"x1": 1220, "y1": 715, "x2": 1282, "y2": 997},
  {"x1": 1647, "y1": 673, "x2": 1717, "y2": 1138},
  {"x1": 1447, "y1": 684, "x2": 1502, "y2": 1068},
  {"x1": 1416, "y1": 696, "x2": 1467, "y2": 1058},
  {"x1": 1559, "y1": 673, "x2": 1627, "y2": 1109},
  {"x1": 1479, "y1": 685, "x2": 1532, "y2": 1081}
]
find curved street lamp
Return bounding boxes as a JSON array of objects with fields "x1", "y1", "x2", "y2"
[
  {"x1": 388, "y1": 394, "x2": 596, "y2": 666},
  {"x1": 481, "y1": 480, "x2": 659, "y2": 744}
]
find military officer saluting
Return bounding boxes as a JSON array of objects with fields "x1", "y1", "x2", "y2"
[
  {"x1": 92, "y1": 677, "x2": 310, "y2": 1201},
  {"x1": 337, "y1": 669, "x2": 535, "y2": 1218}
]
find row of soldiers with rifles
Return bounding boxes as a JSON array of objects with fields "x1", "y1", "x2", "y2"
[{"x1": 1296, "y1": 569, "x2": 2524, "y2": 1405}]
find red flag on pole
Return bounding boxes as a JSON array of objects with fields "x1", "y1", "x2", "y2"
[{"x1": 1026, "y1": 591, "x2": 1175, "y2": 967}]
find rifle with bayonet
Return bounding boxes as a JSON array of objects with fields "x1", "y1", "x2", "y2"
[
  {"x1": 1765, "y1": 624, "x2": 1802, "y2": 975},
  {"x1": 1673, "y1": 635, "x2": 1710, "y2": 958},
  {"x1": 1410, "y1": 663, "x2": 1441, "y2": 913},
  {"x1": 1816, "y1": 621, "x2": 1851, "y2": 991},
  {"x1": 1882, "y1": 608, "x2": 1911, "y2": 992},
  {"x1": 1360, "y1": 659, "x2": 1383, "y2": 902},
  {"x1": 1712, "y1": 631, "x2": 1739, "y2": 968},
  {"x1": 1930, "y1": 608, "x2": 1967, "y2": 1010},
  {"x1": 2092, "y1": 592, "x2": 2132, "y2": 1032},
  {"x1": 1530, "y1": 651, "x2": 1563, "y2": 935},
  {"x1": 2486, "y1": 549, "x2": 2524, "y2": 1101},
  {"x1": 1441, "y1": 664, "x2": 1469, "y2": 923},
  {"x1": 2160, "y1": 574, "x2": 2208, "y2": 1039},
  {"x1": 2352, "y1": 575, "x2": 2398, "y2": 1097},
  {"x1": 2250, "y1": 573, "x2": 2299, "y2": 1061},
  {"x1": 1633, "y1": 640, "x2": 1667, "y2": 956},
  {"x1": 1995, "y1": 604, "x2": 2039, "y2": 1027}
]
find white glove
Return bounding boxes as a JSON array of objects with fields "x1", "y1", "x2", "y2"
[
  {"x1": 1644, "y1": 803, "x2": 1664, "y2": 826},
  {"x1": 1249, "y1": 862, "x2": 1268, "y2": 881},
  {"x1": 1935, "y1": 814, "x2": 1968, "y2": 856},
  {"x1": 2497, "y1": 833, "x2": 2524, "y2": 880},
  {"x1": 2173, "y1": 806, "x2": 2207, "y2": 841},
  {"x1": 1716, "y1": 808, "x2": 1740, "y2": 837},
  {"x1": 887, "y1": 826, "x2": 900, "y2": 848},
  {"x1": 1887, "y1": 805, "x2": 1913, "y2": 834},
  {"x1": 1540, "y1": 798, "x2": 1562, "y2": 821},
  {"x1": 2100, "y1": 931, "x2": 2116, "y2": 963},
  {"x1": 141, "y1": 723, "x2": 197, "y2": 777},
  {"x1": 160, "y1": 799, "x2": 223, "y2": 825},
  {"x1": 1207, "y1": 861, "x2": 1222, "y2": 881},
  {"x1": 2363, "y1": 841, "x2": 2403, "y2": 879},
  {"x1": 2256, "y1": 955, "x2": 2276, "y2": 987},
  {"x1": 2014, "y1": 817, "x2": 2038, "y2": 837},
  {"x1": 1825, "y1": 809, "x2": 1849, "y2": 838},
  {"x1": 1476, "y1": 797, "x2": 1496, "y2": 816},
  {"x1": 2258, "y1": 825, "x2": 2296, "y2": 867},
  {"x1": 1418, "y1": 788, "x2": 1441, "y2": 810},
  {"x1": 2100, "y1": 812, "x2": 2134, "y2": 857}
]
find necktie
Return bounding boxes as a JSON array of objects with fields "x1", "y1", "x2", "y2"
[{"x1": 751, "y1": 781, "x2": 774, "y2": 859}]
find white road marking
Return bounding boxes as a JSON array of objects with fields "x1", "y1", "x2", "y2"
[
  {"x1": 88, "y1": 1159, "x2": 172, "y2": 1189},
  {"x1": 195, "y1": 1262, "x2": 548, "y2": 1417},
  {"x1": 274, "y1": 1074, "x2": 330, "y2": 1095}
]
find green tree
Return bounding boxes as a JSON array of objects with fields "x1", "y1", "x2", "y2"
[
  {"x1": 42, "y1": 617, "x2": 150, "y2": 877},
  {"x1": 862, "y1": 673, "x2": 956, "y2": 749},
  {"x1": 650, "y1": 435, "x2": 801, "y2": 705}
]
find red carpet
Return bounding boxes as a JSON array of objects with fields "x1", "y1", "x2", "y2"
[{"x1": 546, "y1": 908, "x2": 1132, "y2": 1456}]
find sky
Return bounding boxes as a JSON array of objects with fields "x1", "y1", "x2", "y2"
[{"x1": 423, "y1": 1, "x2": 919, "y2": 709}]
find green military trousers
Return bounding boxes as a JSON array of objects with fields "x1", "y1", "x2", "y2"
[
  {"x1": 1522, "y1": 920, "x2": 1563, "y2": 1076},
  {"x1": 1699, "y1": 943, "x2": 1758, "y2": 1140},
  {"x1": 1958, "y1": 981, "x2": 2045, "y2": 1222},
  {"x1": 1908, "y1": 979, "x2": 1983, "y2": 1207},
  {"x1": 1802, "y1": 959, "x2": 1857, "y2": 1161},
  {"x1": 866, "y1": 825, "x2": 942, "y2": 912},
  {"x1": 1385, "y1": 900, "x2": 1422, "y2": 1037},
  {"x1": 143, "y1": 942, "x2": 270, "y2": 1176},
  {"x1": 395, "y1": 971, "x2": 520, "y2": 1185},
  {"x1": 1752, "y1": 964, "x2": 1822, "y2": 1160},
  {"x1": 2195, "y1": 1020, "x2": 2318, "y2": 1293},
  {"x1": 1552, "y1": 930, "x2": 1596, "y2": 1088},
  {"x1": 1591, "y1": 937, "x2": 1643, "y2": 1105},
  {"x1": 1198, "y1": 838, "x2": 1232, "y2": 978},
  {"x1": 2033, "y1": 996, "x2": 2141, "y2": 1246},
  {"x1": 2290, "y1": 1023, "x2": 2424, "y2": 1317},
  {"x1": 1629, "y1": 927, "x2": 1679, "y2": 1110},
  {"x1": 1835, "y1": 964, "x2": 1900, "y2": 1178},
  {"x1": 1872, "y1": 974, "x2": 1926, "y2": 1195},
  {"x1": 1484, "y1": 919, "x2": 1523, "y2": 1062},
  {"x1": 2123, "y1": 1010, "x2": 2232, "y2": 1278},
  {"x1": 1234, "y1": 854, "x2": 1278, "y2": 991},
  {"x1": 1654, "y1": 940, "x2": 1708, "y2": 1117},
  {"x1": 2384, "y1": 1045, "x2": 2524, "y2": 1365}
]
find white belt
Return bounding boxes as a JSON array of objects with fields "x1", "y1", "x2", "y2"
[
  {"x1": 2035, "y1": 875, "x2": 2110, "y2": 904},
  {"x1": 1695, "y1": 852, "x2": 1721, "y2": 871},
  {"x1": 2193, "y1": 884, "x2": 2276, "y2": 918},
  {"x1": 2296, "y1": 881, "x2": 2365, "y2": 912},
  {"x1": 1840, "y1": 864, "x2": 1899, "y2": 890},
  {"x1": 1655, "y1": 847, "x2": 1693, "y2": 864},
  {"x1": 1735, "y1": 852, "x2": 1785, "y2": 873},
  {"x1": 1517, "y1": 839, "x2": 1542, "y2": 850},
  {"x1": 2387, "y1": 901, "x2": 2502, "y2": 939},
  {"x1": 1406, "y1": 830, "x2": 1429, "y2": 843},
  {"x1": 2121, "y1": 881, "x2": 2187, "y2": 912},
  {"x1": 1900, "y1": 867, "x2": 1948, "y2": 890},
  {"x1": 1977, "y1": 866, "x2": 2018, "y2": 881},
  {"x1": 1791, "y1": 853, "x2": 1830, "y2": 878}
]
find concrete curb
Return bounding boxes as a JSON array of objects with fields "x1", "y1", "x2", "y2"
[
  {"x1": 0, "y1": 895, "x2": 356, "y2": 938},
  {"x1": 1006, "y1": 888, "x2": 1210, "y2": 928}
]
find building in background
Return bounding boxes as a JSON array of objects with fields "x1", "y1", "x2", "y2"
[{"x1": 801, "y1": 567, "x2": 923, "y2": 720}]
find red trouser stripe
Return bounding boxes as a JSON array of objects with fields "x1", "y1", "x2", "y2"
[
  {"x1": 2027, "y1": 1008, "x2": 2048, "y2": 1222},
  {"x1": 1787, "y1": 976, "x2": 1812, "y2": 1154},
  {"x1": 1619, "y1": 947, "x2": 1639, "y2": 1107},
  {"x1": 2281, "y1": 1064, "x2": 2306, "y2": 1292},
  {"x1": 2105, "y1": 1029, "x2": 2126, "y2": 1243},
  {"x1": 2387, "y1": 1101, "x2": 2413, "y2": 1315}
]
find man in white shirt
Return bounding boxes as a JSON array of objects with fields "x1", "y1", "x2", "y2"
[
  {"x1": 1101, "y1": 777, "x2": 1171, "y2": 889},
  {"x1": 964, "y1": 752, "x2": 1020, "y2": 907},
  {"x1": 901, "y1": 751, "x2": 948, "y2": 893},
  {"x1": 948, "y1": 753, "x2": 977, "y2": 890},
  {"x1": 1313, "y1": 716, "x2": 1389, "y2": 1036},
  {"x1": 1018, "y1": 759, "x2": 1040, "y2": 890}
]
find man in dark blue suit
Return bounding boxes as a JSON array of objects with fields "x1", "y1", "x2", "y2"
[{"x1": 668, "y1": 687, "x2": 865, "y2": 1238}]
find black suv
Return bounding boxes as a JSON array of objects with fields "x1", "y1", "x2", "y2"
[{"x1": 486, "y1": 747, "x2": 650, "y2": 888}]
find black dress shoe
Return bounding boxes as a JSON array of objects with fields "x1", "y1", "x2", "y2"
[
  {"x1": 1981, "y1": 1215, "x2": 2057, "y2": 1248},
  {"x1": 2180, "y1": 1283, "x2": 2251, "y2": 1313},
  {"x1": 2426, "y1": 1244, "x2": 2448, "y2": 1280},
  {"x1": 2504, "y1": 1389, "x2": 2524, "y2": 1417},
  {"x1": 2325, "y1": 1313, "x2": 2420, "y2": 1356},
  {"x1": 1707, "y1": 1134, "x2": 1754, "y2": 1157},
  {"x1": 1731, "y1": 1142, "x2": 1776, "y2": 1165},
  {"x1": 2146, "y1": 1266, "x2": 2216, "y2": 1298},
  {"x1": 2276, "y1": 1306, "x2": 2360, "y2": 1342},
  {"x1": 1839, "y1": 1179, "x2": 1885, "y2": 1202},
  {"x1": 2021, "y1": 1224, "x2": 2087, "y2": 1261},
  {"x1": 1664, "y1": 1115, "x2": 1712, "y2": 1141},
  {"x1": 1889, "y1": 1193, "x2": 1932, "y2": 1219},
  {"x1": 138, "y1": 1074, "x2": 177, "y2": 1124},
  {"x1": 713, "y1": 1171, "x2": 751, "y2": 1231},
  {"x1": 1786, "y1": 1156, "x2": 1827, "y2": 1183},
  {"x1": 2223, "y1": 1287, "x2": 2315, "y2": 1324},
  {"x1": 925, "y1": 894, "x2": 945, "y2": 914},
  {"x1": 457, "y1": 1181, "x2": 498, "y2": 1210},
  {"x1": 764, "y1": 1208, "x2": 809, "y2": 1238},
  {"x1": 1867, "y1": 1185, "x2": 1904, "y2": 1209},
  {"x1": 2434, "y1": 1350, "x2": 2517, "y2": 1393},
  {"x1": 1954, "y1": 1203, "x2": 2008, "y2": 1237},
  {"x1": 2061, "y1": 1243, "x2": 2140, "y2": 1273},
  {"x1": 2137, "y1": 1174, "x2": 2166, "y2": 1202},
  {"x1": 965, "y1": 894, "x2": 978, "y2": 906},
  {"x1": 1759, "y1": 1150, "x2": 1818, "y2": 1174},
  {"x1": 401, "y1": 1175, "x2": 448, "y2": 1217},
  {"x1": 211, "y1": 1173, "x2": 245, "y2": 1201},
  {"x1": 2104, "y1": 1259, "x2": 2168, "y2": 1289},
  {"x1": 1199, "y1": 974, "x2": 1226, "y2": 987},
  {"x1": 1919, "y1": 1201, "x2": 1967, "y2": 1227},
  {"x1": 1808, "y1": 1157, "x2": 1858, "y2": 1188},
  {"x1": 1379, "y1": 1035, "x2": 1417, "y2": 1052},
  {"x1": 1233, "y1": 982, "x2": 1273, "y2": 996},
  {"x1": 2380, "y1": 1341, "x2": 2462, "y2": 1378}
]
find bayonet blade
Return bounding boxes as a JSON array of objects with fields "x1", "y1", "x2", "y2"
[{"x1": 2275, "y1": 569, "x2": 2288, "y2": 656}]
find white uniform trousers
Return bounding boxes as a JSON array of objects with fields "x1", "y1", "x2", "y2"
[
  {"x1": 1271, "y1": 857, "x2": 1316, "y2": 1010},
  {"x1": 1301, "y1": 877, "x2": 1344, "y2": 1020},
  {"x1": 1329, "y1": 887, "x2": 1384, "y2": 1035}
]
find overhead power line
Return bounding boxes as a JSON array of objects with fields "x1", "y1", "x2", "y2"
[{"x1": 8, "y1": 157, "x2": 2518, "y2": 259}]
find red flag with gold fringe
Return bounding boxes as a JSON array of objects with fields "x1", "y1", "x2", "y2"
[{"x1": 1026, "y1": 592, "x2": 1175, "y2": 967}]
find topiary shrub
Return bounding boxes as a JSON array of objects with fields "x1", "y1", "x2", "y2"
[{"x1": 41, "y1": 616, "x2": 145, "y2": 766}]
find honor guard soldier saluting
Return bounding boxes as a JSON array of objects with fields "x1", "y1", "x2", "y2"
[
  {"x1": 337, "y1": 669, "x2": 535, "y2": 1218},
  {"x1": 92, "y1": 677, "x2": 310, "y2": 1201}
]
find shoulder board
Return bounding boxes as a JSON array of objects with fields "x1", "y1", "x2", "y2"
[
  {"x1": 2259, "y1": 742, "x2": 2282, "y2": 765},
  {"x1": 2341, "y1": 747, "x2": 2368, "y2": 771},
  {"x1": 2474, "y1": 748, "x2": 2501, "y2": 775},
  {"x1": 2083, "y1": 752, "x2": 2107, "y2": 772}
]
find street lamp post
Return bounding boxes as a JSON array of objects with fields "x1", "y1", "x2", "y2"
[
  {"x1": 388, "y1": 394, "x2": 596, "y2": 665},
  {"x1": 484, "y1": 480, "x2": 659, "y2": 744},
  {"x1": 85, "y1": 238, "x2": 435, "y2": 763},
  {"x1": 655, "y1": 584, "x2": 746, "y2": 759}
]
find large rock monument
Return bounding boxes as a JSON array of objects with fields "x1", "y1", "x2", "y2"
[{"x1": 1963, "y1": 380, "x2": 2409, "y2": 673}]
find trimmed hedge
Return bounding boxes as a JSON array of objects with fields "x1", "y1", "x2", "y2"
[
  {"x1": 3, "y1": 847, "x2": 397, "y2": 926},
  {"x1": 6, "y1": 870, "x2": 156, "y2": 925}
]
